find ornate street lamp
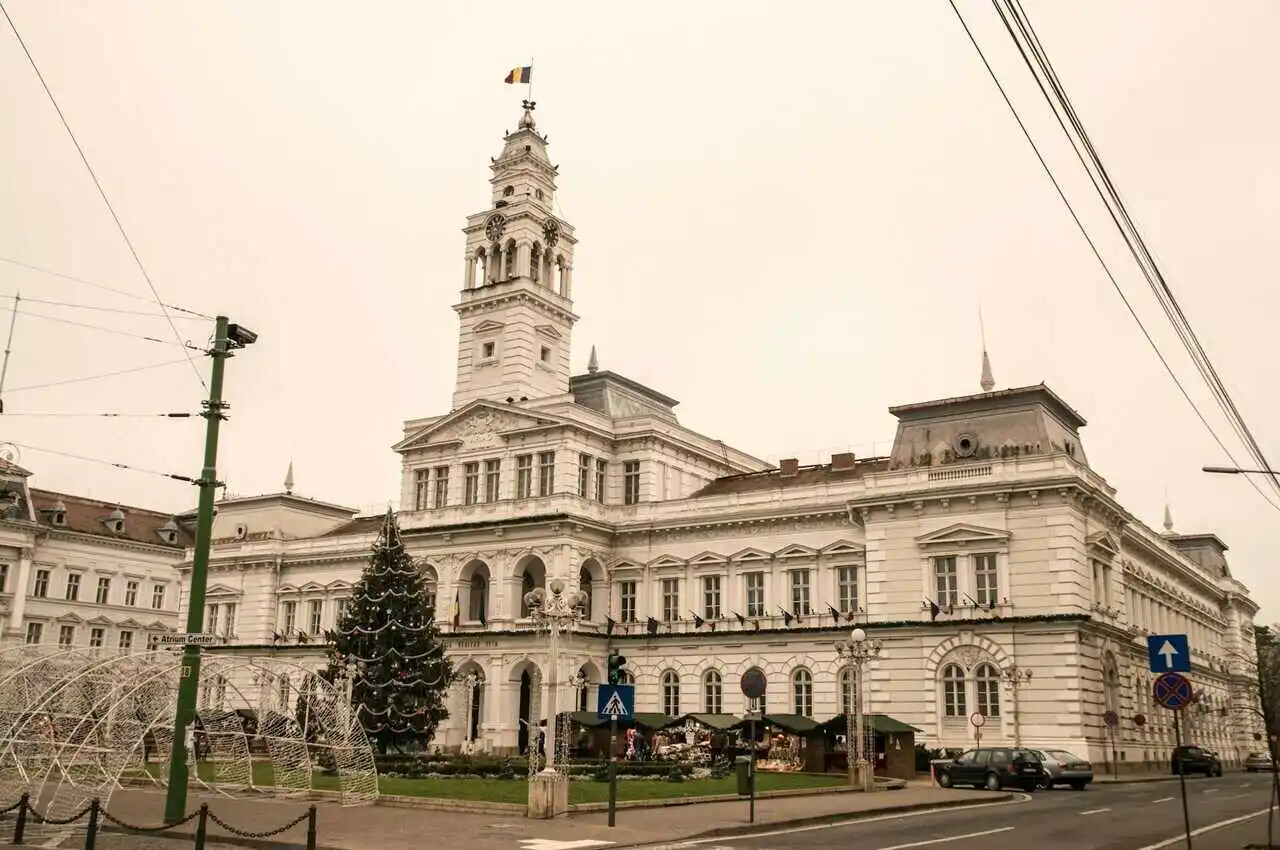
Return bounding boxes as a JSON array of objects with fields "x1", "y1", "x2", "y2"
[
  {"x1": 1002, "y1": 664, "x2": 1033, "y2": 746},
  {"x1": 523, "y1": 578, "x2": 587, "y2": 776},
  {"x1": 835, "y1": 627, "x2": 882, "y2": 792}
]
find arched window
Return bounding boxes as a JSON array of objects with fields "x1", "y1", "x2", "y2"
[
  {"x1": 421, "y1": 564, "x2": 438, "y2": 614},
  {"x1": 504, "y1": 240, "x2": 517, "y2": 279},
  {"x1": 579, "y1": 567, "x2": 593, "y2": 621},
  {"x1": 530, "y1": 243, "x2": 542, "y2": 283},
  {"x1": 792, "y1": 668, "x2": 813, "y2": 717},
  {"x1": 839, "y1": 667, "x2": 856, "y2": 716},
  {"x1": 703, "y1": 670, "x2": 723, "y2": 714},
  {"x1": 520, "y1": 572, "x2": 536, "y2": 618},
  {"x1": 469, "y1": 574, "x2": 488, "y2": 623},
  {"x1": 942, "y1": 664, "x2": 966, "y2": 717},
  {"x1": 975, "y1": 663, "x2": 1001, "y2": 717},
  {"x1": 661, "y1": 671, "x2": 681, "y2": 716},
  {"x1": 503, "y1": 185, "x2": 515, "y2": 197}
]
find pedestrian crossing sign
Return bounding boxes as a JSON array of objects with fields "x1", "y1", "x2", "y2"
[{"x1": 597, "y1": 684, "x2": 635, "y2": 719}]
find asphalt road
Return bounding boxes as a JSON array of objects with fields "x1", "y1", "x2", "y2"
[{"x1": 655, "y1": 773, "x2": 1280, "y2": 850}]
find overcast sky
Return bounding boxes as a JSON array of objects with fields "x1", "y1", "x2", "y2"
[{"x1": 1, "y1": 1, "x2": 1276, "y2": 620}]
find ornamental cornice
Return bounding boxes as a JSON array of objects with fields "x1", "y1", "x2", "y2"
[
  {"x1": 614, "y1": 510, "x2": 849, "y2": 546},
  {"x1": 848, "y1": 481, "x2": 1085, "y2": 518},
  {"x1": 455, "y1": 290, "x2": 577, "y2": 325},
  {"x1": 37, "y1": 527, "x2": 184, "y2": 558}
]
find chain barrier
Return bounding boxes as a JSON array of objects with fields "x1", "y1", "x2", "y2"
[{"x1": 2, "y1": 791, "x2": 318, "y2": 850}]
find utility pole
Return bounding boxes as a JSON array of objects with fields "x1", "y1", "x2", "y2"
[{"x1": 163, "y1": 315, "x2": 255, "y2": 824}]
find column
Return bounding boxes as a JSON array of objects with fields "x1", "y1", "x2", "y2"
[
  {"x1": 485, "y1": 655, "x2": 503, "y2": 751},
  {"x1": 463, "y1": 254, "x2": 475, "y2": 290},
  {"x1": 561, "y1": 264, "x2": 572, "y2": 298},
  {"x1": 517, "y1": 241, "x2": 532, "y2": 279},
  {"x1": 8, "y1": 547, "x2": 32, "y2": 638}
]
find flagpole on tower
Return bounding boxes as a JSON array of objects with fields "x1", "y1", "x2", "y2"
[{"x1": 527, "y1": 57, "x2": 534, "y2": 101}]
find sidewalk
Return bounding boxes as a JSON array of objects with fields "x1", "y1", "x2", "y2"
[{"x1": 100, "y1": 785, "x2": 1005, "y2": 850}]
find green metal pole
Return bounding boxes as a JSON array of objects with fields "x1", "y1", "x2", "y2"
[{"x1": 163, "y1": 315, "x2": 230, "y2": 824}]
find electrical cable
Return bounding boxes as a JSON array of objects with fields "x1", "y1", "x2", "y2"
[
  {"x1": 0, "y1": 293, "x2": 209, "y2": 321},
  {"x1": 997, "y1": 0, "x2": 1280, "y2": 502},
  {"x1": 946, "y1": 0, "x2": 1280, "y2": 513},
  {"x1": 2, "y1": 358, "x2": 192, "y2": 395},
  {"x1": 0, "y1": 257, "x2": 212, "y2": 319},
  {"x1": 4, "y1": 307, "x2": 205, "y2": 349},
  {"x1": 0, "y1": 440, "x2": 200, "y2": 484},
  {"x1": 0, "y1": 411, "x2": 196, "y2": 418},
  {"x1": 0, "y1": 1, "x2": 208, "y2": 390}
]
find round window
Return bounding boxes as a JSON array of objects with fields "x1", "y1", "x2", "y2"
[{"x1": 955, "y1": 434, "x2": 978, "y2": 458}]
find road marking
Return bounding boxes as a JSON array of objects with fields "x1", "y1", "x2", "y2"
[
  {"x1": 518, "y1": 840, "x2": 614, "y2": 850},
  {"x1": 1219, "y1": 792, "x2": 1252, "y2": 800},
  {"x1": 1152, "y1": 796, "x2": 1174, "y2": 803},
  {"x1": 1133, "y1": 807, "x2": 1272, "y2": 850},
  {"x1": 875, "y1": 827, "x2": 1015, "y2": 850},
  {"x1": 1202, "y1": 788, "x2": 1218, "y2": 793},
  {"x1": 39, "y1": 830, "x2": 74, "y2": 848},
  {"x1": 1080, "y1": 808, "x2": 1111, "y2": 815}
]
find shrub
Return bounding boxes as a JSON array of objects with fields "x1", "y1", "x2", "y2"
[{"x1": 666, "y1": 765, "x2": 685, "y2": 783}]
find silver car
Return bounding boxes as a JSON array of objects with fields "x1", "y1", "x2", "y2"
[
  {"x1": 1244, "y1": 751, "x2": 1275, "y2": 772},
  {"x1": 1029, "y1": 748, "x2": 1093, "y2": 789}
]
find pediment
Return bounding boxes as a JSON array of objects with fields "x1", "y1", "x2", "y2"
[
  {"x1": 689, "y1": 551, "x2": 728, "y2": 567},
  {"x1": 534, "y1": 324, "x2": 563, "y2": 340},
  {"x1": 146, "y1": 621, "x2": 170, "y2": 631},
  {"x1": 326, "y1": 579, "x2": 353, "y2": 591},
  {"x1": 277, "y1": 584, "x2": 300, "y2": 594},
  {"x1": 206, "y1": 583, "x2": 242, "y2": 597},
  {"x1": 474, "y1": 320, "x2": 505, "y2": 334},
  {"x1": 394, "y1": 401, "x2": 571, "y2": 453},
  {"x1": 730, "y1": 547, "x2": 772, "y2": 563},
  {"x1": 647, "y1": 555, "x2": 687, "y2": 570},
  {"x1": 915, "y1": 522, "x2": 1011, "y2": 547},
  {"x1": 775, "y1": 544, "x2": 818, "y2": 561},
  {"x1": 607, "y1": 557, "x2": 643, "y2": 573},
  {"x1": 87, "y1": 616, "x2": 112, "y2": 626},
  {"x1": 820, "y1": 539, "x2": 865, "y2": 558},
  {"x1": 299, "y1": 581, "x2": 325, "y2": 592},
  {"x1": 118, "y1": 618, "x2": 143, "y2": 629},
  {"x1": 56, "y1": 612, "x2": 84, "y2": 624},
  {"x1": 1087, "y1": 531, "x2": 1121, "y2": 559}
]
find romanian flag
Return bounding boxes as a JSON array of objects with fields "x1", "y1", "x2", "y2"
[
  {"x1": 504, "y1": 66, "x2": 532, "y2": 85},
  {"x1": 452, "y1": 592, "x2": 461, "y2": 628}
]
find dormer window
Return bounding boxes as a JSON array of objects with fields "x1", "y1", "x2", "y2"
[
  {"x1": 49, "y1": 499, "x2": 67, "y2": 526},
  {"x1": 159, "y1": 518, "x2": 180, "y2": 545},
  {"x1": 104, "y1": 507, "x2": 125, "y2": 535}
]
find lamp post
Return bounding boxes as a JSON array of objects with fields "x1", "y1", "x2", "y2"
[
  {"x1": 1002, "y1": 664, "x2": 1033, "y2": 746},
  {"x1": 523, "y1": 577, "x2": 586, "y2": 818},
  {"x1": 835, "y1": 627, "x2": 882, "y2": 792},
  {"x1": 1202, "y1": 466, "x2": 1280, "y2": 475}
]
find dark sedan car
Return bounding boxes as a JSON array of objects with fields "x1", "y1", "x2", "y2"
[
  {"x1": 935, "y1": 747, "x2": 1042, "y2": 792},
  {"x1": 1171, "y1": 745, "x2": 1222, "y2": 777}
]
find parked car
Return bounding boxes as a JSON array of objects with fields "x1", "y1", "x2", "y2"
[
  {"x1": 1171, "y1": 745, "x2": 1222, "y2": 777},
  {"x1": 935, "y1": 747, "x2": 1042, "y2": 792},
  {"x1": 1244, "y1": 752, "x2": 1276, "y2": 772},
  {"x1": 1028, "y1": 748, "x2": 1093, "y2": 790}
]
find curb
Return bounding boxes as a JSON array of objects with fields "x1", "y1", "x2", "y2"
[
  {"x1": 568, "y1": 780, "x2": 905, "y2": 814},
  {"x1": 612, "y1": 793, "x2": 1015, "y2": 848}
]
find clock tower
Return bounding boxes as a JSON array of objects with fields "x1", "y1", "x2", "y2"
[{"x1": 452, "y1": 101, "x2": 578, "y2": 409}]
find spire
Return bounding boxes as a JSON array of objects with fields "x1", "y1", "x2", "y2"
[
  {"x1": 518, "y1": 98, "x2": 536, "y2": 130},
  {"x1": 979, "y1": 306, "x2": 994, "y2": 392},
  {"x1": 284, "y1": 461, "x2": 295, "y2": 495},
  {"x1": 1163, "y1": 501, "x2": 1174, "y2": 534},
  {"x1": 587, "y1": 345, "x2": 599, "y2": 374}
]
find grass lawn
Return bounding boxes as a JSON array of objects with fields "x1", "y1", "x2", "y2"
[{"x1": 131, "y1": 761, "x2": 847, "y2": 805}]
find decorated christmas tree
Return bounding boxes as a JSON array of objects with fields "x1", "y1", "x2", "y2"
[{"x1": 325, "y1": 508, "x2": 454, "y2": 753}]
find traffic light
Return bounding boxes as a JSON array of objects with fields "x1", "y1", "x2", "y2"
[{"x1": 607, "y1": 651, "x2": 627, "y2": 685}]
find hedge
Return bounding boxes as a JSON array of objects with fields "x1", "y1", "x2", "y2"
[{"x1": 372, "y1": 754, "x2": 695, "y2": 780}]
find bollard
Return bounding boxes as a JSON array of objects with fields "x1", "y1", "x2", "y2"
[
  {"x1": 83, "y1": 799, "x2": 99, "y2": 850},
  {"x1": 12, "y1": 792, "x2": 28, "y2": 844},
  {"x1": 193, "y1": 803, "x2": 209, "y2": 850},
  {"x1": 305, "y1": 805, "x2": 317, "y2": 850}
]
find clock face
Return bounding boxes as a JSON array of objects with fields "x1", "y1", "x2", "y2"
[
  {"x1": 542, "y1": 218, "x2": 560, "y2": 247},
  {"x1": 485, "y1": 214, "x2": 507, "y2": 242}
]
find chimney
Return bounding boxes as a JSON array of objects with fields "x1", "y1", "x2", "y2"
[
  {"x1": 779, "y1": 458, "x2": 799, "y2": 477},
  {"x1": 831, "y1": 452, "x2": 856, "y2": 471}
]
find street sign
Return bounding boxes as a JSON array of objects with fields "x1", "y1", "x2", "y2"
[
  {"x1": 969, "y1": 712, "x2": 986, "y2": 728},
  {"x1": 1103, "y1": 710, "x2": 1118, "y2": 728},
  {"x1": 1146, "y1": 634, "x2": 1191, "y2": 673},
  {"x1": 597, "y1": 684, "x2": 634, "y2": 720},
  {"x1": 740, "y1": 667, "x2": 767, "y2": 700},
  {"x1": 158, "y1": 633, "x2": 222, "y2": 647},
  {"x1": 1153, "y1": 672, "x2": 1193, "y2": 710}
]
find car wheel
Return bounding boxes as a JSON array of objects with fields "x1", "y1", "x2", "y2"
[
  {"x1": 1070, "y1": 781, "x2": 1088, "y2": 791},
  {"x1": 985, "y1": 772, "x2": 1002, "y2": 792},
  {"x1": 1037, "y1": 775, "x2": 1051, "y2": 790},
  {"x1": 937, "y1": 771, "x2": 953, "y2": 788}
]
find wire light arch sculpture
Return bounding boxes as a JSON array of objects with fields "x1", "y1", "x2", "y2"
[{"x1": 0, "y1": 647, "x2": 378, "y2": 817}]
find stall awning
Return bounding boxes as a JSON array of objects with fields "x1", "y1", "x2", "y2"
[
  {"x1": 816, "y1": 713, "x2": 923, "y2": 735},
  {"x1": 731, "y1": 714, "x2": 822, "y2": 734},
  {"x1": 561, "y1": 711, "x2": 675, "y2": 731},
  {"x1": 663, "y1": 713, "x2": 742, "y2": 731}
]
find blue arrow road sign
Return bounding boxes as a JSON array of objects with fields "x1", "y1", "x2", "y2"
[
  {"x1": 597, "y1": 684, "x2": 635, "y2": 720},
  {"x1": 1146, "y1": 633, "x2": 1191, "y2": 673},
  {"x1": 1152, "y1": 672, "x2": 1193, "y2": 710}
]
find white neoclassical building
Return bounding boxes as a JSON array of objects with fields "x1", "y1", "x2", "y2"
[
  {"x1": 175, "y1": 102, "x2": 1264, "y2": 773},
  {"x1": 0, "y1": 458, "x2": 188, "y2": 649}
]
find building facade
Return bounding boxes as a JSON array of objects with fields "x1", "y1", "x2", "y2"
[
  {"x1": 175, "y1": 102, "x2": 1264, "y2": 772},
  {"x1": 0, "y1": 459, "x2": 189, "y2": 650}
]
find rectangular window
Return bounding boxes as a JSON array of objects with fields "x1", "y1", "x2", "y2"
[
  {"x1": 118, "y1": 631, "x2": 133, "y2": 652},
  {"x1": 223, "y1": 602, "x2": 237, "y2": 637},
  {"x1": 702, "y1": 575, "x2": 722, "y2": 620},
  {"x1": 482, "y1": 341, "x2": 495, "y2": 359},
  {"x1": 595, "y1": 459, "x2": 607, "y2": 504},
  {"x1": 463, "y1": 462, "x2": 480, "y2": 505},
  {"x1": 619, "y1": 581, "x2": 637, "y2": 623},
  {"x1": 414, "y1": 469, "x2": 431, "y2": 510},
  {"x1": 1093, "y1": 560, "x2": 1112, "y2": 608},
  {"x1": 334, "y1": 597, "x2": 349, "y2": 625},
  {"x1": 58, "y1": 625, "x2": 75, "y2": 647},
  {"x1": 65, "y1": 573, "x2": 81, "y2": 601},
  {"x1": 745, "y1": 572, "x2": 765, "y2": 617},
  {"x1": 578, "y1": 454, "x2": 592, "y2": 498},
  {"x1": 538, "y1": 451, "x2": 556, "y2": 497},
  {"x1": 25, "y1": 622, "x2": 42, "y2": 645},
  {"x1": 934, "y1": 556, "x2": 958, "y2": 608},
  {"x1": 516, "y1": 454, "x2": 533, "y2": 498},
  {"x1": 147, "y1": 633, "x2": 160, "y2": 651},
  {"x1": 206, "y1": 603, "x2": 220, "y2": 633},
  {"x1": 0, "y1": 564, "x2": 7, "y2": 593},
  {"x1": 125, "y1": 580, "x2": 139, "y2": 606},
  {"x1": 96, "y1": 577, "x2": 110, "y2": 604},
  {"x1": 974, "y1": 554, "x2": 999, "y2": 607},
  {"x1": 152, "y1": 584, "x2": 166, "y2": 610},
  {"x1": 432, "y1": 466, "x2": 449, "y2": 508},
  {"x1": 33, "y1": 569, "x2": 49, "y2": 598},
  {"x1": 483, "y1": 459, "x2": 501, "y2": 502},
  {"x1": 89, "y1": 628, "x2": 104, "y2": 648},
  {"x1": 308, "y1": 600, "x2": 323, "y2": 635},
  {"x1": 837, "y1": 566, "x2": 858, "y2": 613},
  {"x1": 789, "y1": 569, "x2": 811, "y2": 616},
  {"x1": 661, "y1": 578, "x2": 680, "y2": 622},
  {"x1": 623, "y1": 461, "x2": 641, "y2": 505},
  {"x1": 282, "y1": 601, "x2": 297, "y2": 634}
]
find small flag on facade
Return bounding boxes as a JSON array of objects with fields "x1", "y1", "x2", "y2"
[
  {"x1": 828, "y1": 604, "x2": 840, "y2": 623},
  {"x1": 504, "y1": 66, "x2": 532, "y2": 85},
  {"x1": 452, "y1": 592, "x2": 461, "y2": 627},
  {"x1": 646, "y1": 616, "x2": 659, "y2": 635},
  {"x1": 733, "y1": 611, "x2": 746, "y2": 626}
]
